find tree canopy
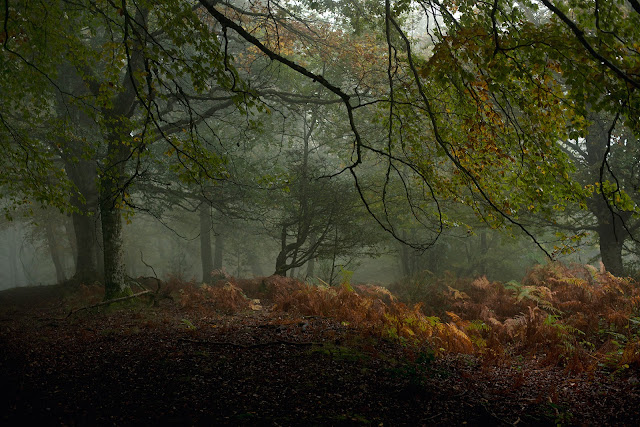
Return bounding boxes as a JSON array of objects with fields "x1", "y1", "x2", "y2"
[{"x1": 2, "y1": 0, "x2": 640, "y2": 295}]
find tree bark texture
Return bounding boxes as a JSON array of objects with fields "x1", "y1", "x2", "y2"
[
  {"x1": 598, "y1": 225, "x2": 625, "y2": 276},
  {"x1": 100, "y1": 180, "x2": 129, "y2": 300}
]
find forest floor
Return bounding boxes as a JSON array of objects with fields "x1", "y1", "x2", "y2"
[{"x1": 1, "y1": 282, "x2": 640, "y2": 426}]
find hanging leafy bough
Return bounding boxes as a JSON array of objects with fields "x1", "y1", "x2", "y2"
[
  {"x1": 195, "y1": 0, "x2": 593, "y2": 259},
  {"x1": 435, "y1": 0, "x2": 640, "y2": 273}
]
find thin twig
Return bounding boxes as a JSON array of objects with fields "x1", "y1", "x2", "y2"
[{"x1": 52, "y1": 290, "x2": 152, "y2": 320}]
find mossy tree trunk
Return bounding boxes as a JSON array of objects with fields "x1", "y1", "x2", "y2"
[
  {"x1": 100, "y1": 133, "x2": 131, "y2": 300},
  {"x1": 98, "y1": 7, "x2": 149, "y2": 300}
]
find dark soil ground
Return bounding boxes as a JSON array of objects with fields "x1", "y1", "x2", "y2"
[{"x1": 1, "y1": 283, "x2": 640, "y2": 426}]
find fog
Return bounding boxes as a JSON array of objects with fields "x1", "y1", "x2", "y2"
[{"x1": 0, "y1": 204, "x2": 605, "y2": 292}]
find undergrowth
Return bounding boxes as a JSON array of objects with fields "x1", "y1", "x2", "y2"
[
  {"x1": 149, "y1": 262, "x2": 640, "y2": 374},
  {"x1": 408, "y1": 263, "x2": 640, "y2": 372}
]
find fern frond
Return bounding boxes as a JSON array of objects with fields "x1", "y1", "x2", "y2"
[{"x1": 447, "y1": 286, "x2": 469, "y2": 300}]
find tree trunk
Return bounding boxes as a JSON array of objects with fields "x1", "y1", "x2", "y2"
[
  {"x1": 96, "y1": 224, "x2": 105, "y2": 279},
  {"x1": 64, "y1": 217, "x2": 78, "y2": 272},
  {"x1": 274, "y1": 259, "x2": 288, "y2": 277},
  {"x1": 55, "y1": 61, "x2": 103, "y2": 284},
  {"x1": 71, "y1": 210, "x2": 100, "y2": 283},
  {"x1": 7, "y1": 225, "x2": 23, "y2": 287},
  {"x1": 583, "y1": 111, "x2": 630, "y2": 276},
  {"x1": 44, "y1": 220, "x2": 67, "y2": 283},
  {"x1": 274, "y1": 111, "x2": 319, "y2": 277},
  {"x1": 274, "y1": 225, "x2": 289, "y2": 276},
  {"x1": 599, "y1": 234, "x2": 625, "y2": 276},
  {"x1": 200, "y1": 201, "x2": 213, "y2": 283},
  {"x1": 213, "y1": 229, "x2": 224, "y2": 270},
  {"x1": 306, "y1": 257, "x2": 315, "y2": 280},
  {"x1": 100, "y1": 121, "x2": 133, "y2": 299},
  {"x1": 304, "y1": 233, "x2": 317, "y2": 279},
  {"x1": 98, "y1": 7, "x2": 149, "y2": 299},
  {"x1": 101, "y1": 196, "x2": 129, "y2": 300},
  {"x1": 328, "y1": 228, "x2": 339, "y2": 286},
  {"x1": 399, "y1": 229, "x2": 418, "y2": 277},
  {"x1": 60, "y1": 143, "x2": 102, "y2": 284},
  {"x1": 597, "y1": 222, "x2": 626, "y2": 276}
]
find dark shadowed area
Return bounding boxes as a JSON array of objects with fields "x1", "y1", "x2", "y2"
[{"x1": 2, "y1": 272, "x2": 640, "y2": 425}]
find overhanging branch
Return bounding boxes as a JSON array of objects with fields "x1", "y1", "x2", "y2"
[
  {"x1": 540, "y1": 0, "x2": 640, "y2": 91},
  {"x1": 198, "y1": 0, "x2": 363, "y2": 167}
]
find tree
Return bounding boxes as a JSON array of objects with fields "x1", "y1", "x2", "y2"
[
  {"x1": 2, "y1": 1, "x2": 249, "y2": 297},
  {"x1": 541, "y1": 0, "x2": 640, "y2": 274},
  {"x1": 270, "y1": 137, "x2": 377, "y2": 277},
  {"x1": 437, "y1": 0, "x2": 640, "y2": 274},
  {"x1": 554, "y1": 112, "x2": 640, "y2": 275}
]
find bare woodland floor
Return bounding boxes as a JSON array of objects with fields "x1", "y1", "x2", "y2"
[{"x1": 1, "y1": 282, "x2": 640, "y2": 426}]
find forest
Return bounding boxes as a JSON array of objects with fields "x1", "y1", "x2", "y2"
[{"x1": 1, "y1": 0, "x2": 640, "y2": 424}]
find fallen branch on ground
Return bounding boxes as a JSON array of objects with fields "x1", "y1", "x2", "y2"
[{"x1": 51, "y1": 290, "x2": 152, "y2": 320}]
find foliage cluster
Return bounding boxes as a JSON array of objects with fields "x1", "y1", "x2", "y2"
[
  {"x1": 397, "y1": 263, "x2": 640, "y2": 373},
  {"x1": 128, "y1": 261, "x2": 640, "y2": 374},
  {"x1": 247, "y1": 263, "x2": 640, "y2": 373},
  {"x1": 386, "y1": 270, "x2": 464, "y2": 316},
  {"x1": 4, "y1": 0, "x2": 640, "y2": 296},
  {"x1": 172, "y1": 274, "x2": 474, "y2": 354},
  {"x1": 178, "y1": 281, "x2": 252, "y2": 315}
]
